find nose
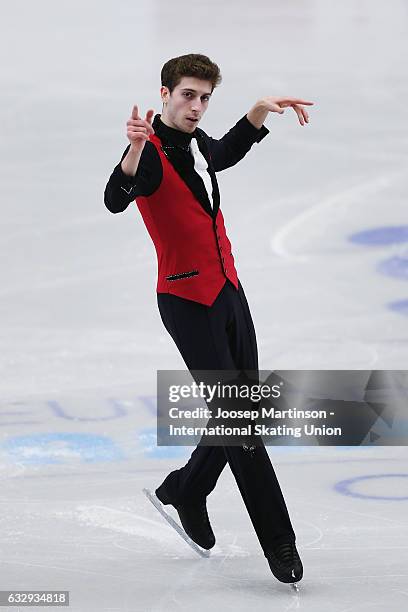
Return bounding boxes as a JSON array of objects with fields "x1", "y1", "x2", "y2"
[{"x1": 191, "y1": 98, "x2": 202, "y2": 112}]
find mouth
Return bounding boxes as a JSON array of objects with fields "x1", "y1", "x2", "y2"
[{"x1": 187, "y1": 117, "x2": 199, "y2": 123}]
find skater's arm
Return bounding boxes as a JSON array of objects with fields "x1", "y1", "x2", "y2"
[
  {"x1": 103, "y1": 143, "x2": 161, "y2": 213},
  {"x1": 205, "y1": 96, "x2": 314, "y2": 172},
  {"x1": 104, "y1": 104, "x2": 161, "y2": 214},
  {"x1": 203, "y1": 114, "x2": 269, "y2": 172},
  {"x1": 246, "y1": 96, "x2": 314, "y2": 129}
]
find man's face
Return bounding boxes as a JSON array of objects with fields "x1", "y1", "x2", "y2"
[{"x1": 160, "y1": 76, "x2": 212, "y2": 133}]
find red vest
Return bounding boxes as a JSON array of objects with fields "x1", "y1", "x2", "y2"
[{"x1": 134, "y1": 134, "x2": 239, "y2": 306}]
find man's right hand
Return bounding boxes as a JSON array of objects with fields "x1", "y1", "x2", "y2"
[{"x1": 126, "y1": 105, "x2": 155, "y2": 150}]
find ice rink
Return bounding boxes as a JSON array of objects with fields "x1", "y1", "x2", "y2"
[{"x1": 1, "y1": 0, "x2": 408, "y2": 610}]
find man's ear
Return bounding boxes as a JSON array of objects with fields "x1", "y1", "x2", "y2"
[{"x1": 160, "y1": 85, "x2": 170, "y2": 104}]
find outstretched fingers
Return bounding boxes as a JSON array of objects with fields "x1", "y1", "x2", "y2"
[
  {"x1": 145, "y1": 109, "x2": 155, "y2": 134},
  {"x1": 127, "y1": 105, "x2": 155, "y2": 145},
  {"x1": 292, "y1": 104, "x2": 309, "y2": 125},
  {"x1": 131, "y1": 104, "x2": 140, "y2": 120}
]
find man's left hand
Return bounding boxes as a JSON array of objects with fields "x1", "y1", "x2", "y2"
[
  {"x1": 247, "y1": 96, "x2": 315, "y2": 128},
  {"x1": 260, "y1": 96, "x2": 314, "y2": 125}
]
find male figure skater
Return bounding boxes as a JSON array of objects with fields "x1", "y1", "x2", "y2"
[{"x1": 104, "y1": 53, "x2": 313, "y2": 583}]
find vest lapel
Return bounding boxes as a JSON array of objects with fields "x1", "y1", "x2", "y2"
[
  {"x1": 196, "y1": 132, "x2": 220, "y2": 220},
  {"x1": 159, "y1": 135, "x2": 220, "y2": 220}
]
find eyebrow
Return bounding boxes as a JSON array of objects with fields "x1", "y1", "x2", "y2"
[{"x1": 181, "y1": 88, "x2": 212, "y2": 96}]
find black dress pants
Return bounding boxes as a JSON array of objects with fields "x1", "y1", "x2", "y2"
[{"x1": 156, "y1": 278, "x2": 296, "y2": 552}]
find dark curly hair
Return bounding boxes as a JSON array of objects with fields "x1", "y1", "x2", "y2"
[{"x1": 161, "y1": 53, "x2": 222, "y2": 94}]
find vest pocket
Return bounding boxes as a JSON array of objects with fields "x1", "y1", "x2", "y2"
[{"x1": 166, "y1": 269, "x2": 199, "y2": 281}]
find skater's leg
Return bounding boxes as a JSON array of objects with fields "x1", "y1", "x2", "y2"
[
  {"x1": 220, "y1": 280, "x2": 296, "y2": 547},
  {"x1": 221, "y1": 283, "x2": 302, "y2": 583},
  {"x1": 222, "y1": 444, "x2": 295, "y2": 549},
  {"x1": 156, "y1": 445, "x2": 227, "y2": 506},
  {"x1": 156, "y1": 283, "x2": 232, "y2": 503},
  {"x1": 156, "y1": 279, "x2": 296, "y2": 551}
]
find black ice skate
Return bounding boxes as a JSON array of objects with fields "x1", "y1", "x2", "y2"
[
  {"x1": 143, "y1": 488, "x2": 210, "y2": 557},
  {"x1": 265, "y1": 540, "x2": 303, "y2": 585},
  {"x1": 155, "y1": 484, "x2": 216, "y2": 550}
]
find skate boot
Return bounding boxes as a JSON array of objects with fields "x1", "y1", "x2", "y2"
[
  {"x1": 265, "y1": 540, "x2": 303, "y2": 583},
  {"x1": 155, "y1": 484, "x2": 215, "y2": 550}
]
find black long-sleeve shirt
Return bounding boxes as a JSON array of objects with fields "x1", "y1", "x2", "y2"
[{"x1": 104, "y1": 113, "x2": 269, "y2": 215}]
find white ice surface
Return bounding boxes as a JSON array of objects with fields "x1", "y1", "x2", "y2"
[{"x1": 1, "y1": 0, "x2": 408, "y2": 610}]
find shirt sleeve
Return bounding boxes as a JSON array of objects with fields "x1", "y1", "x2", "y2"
[
  {"x1": 203, "y1": 115, "x2": 269, "y2": 172},
  {"x1": 103, "y1": 142, "x2": 162, "y2": 214}
]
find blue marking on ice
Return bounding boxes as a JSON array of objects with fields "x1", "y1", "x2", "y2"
[
  {"x1": 376, "y1": 256, "x2": 408, "y2": 280},
  {"x1": 47, "y1": 399, "x2": 127, "y2": 421},
  {"x1": 349, "y1": 226, "x2": 408, "y2": 246},
  {"x1": 387, "y1": 298, "x2": 408, "y2": 315},
  {"x1": 1, "y1": 432, "x2": 125, "y2": 464},
  {"x1": 138, "y1": 427, "x2": 190, "y2": 459},
  {"x1": 334, "y1": 473, "x2": 408, "y2": 500}
]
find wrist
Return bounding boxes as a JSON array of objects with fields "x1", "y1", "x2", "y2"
[
  {"x1": 129, "y1": 142, "x2": 145, "y2": 154},
  {"x1": 246, "y1": 101, "x2": 268, "y2": 130}
]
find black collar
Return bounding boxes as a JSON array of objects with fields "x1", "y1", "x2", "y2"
[{"x1": 152, "y1": 114, "x2": 197, "y2": 150}]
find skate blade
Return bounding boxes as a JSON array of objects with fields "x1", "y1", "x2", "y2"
[{"x1": 142, "y1": 488, "x2": 211, "y2": 558}]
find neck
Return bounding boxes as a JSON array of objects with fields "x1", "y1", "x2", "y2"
[
  {"x1": 161, "y1": 115, "x2": 190, "y2": 134},
  {"x1": 160, "y1": 113, "x2": 173, "y2": 128},
  {"x1": 153, "y1": 113, "x2": 196, "y2": 147}
]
